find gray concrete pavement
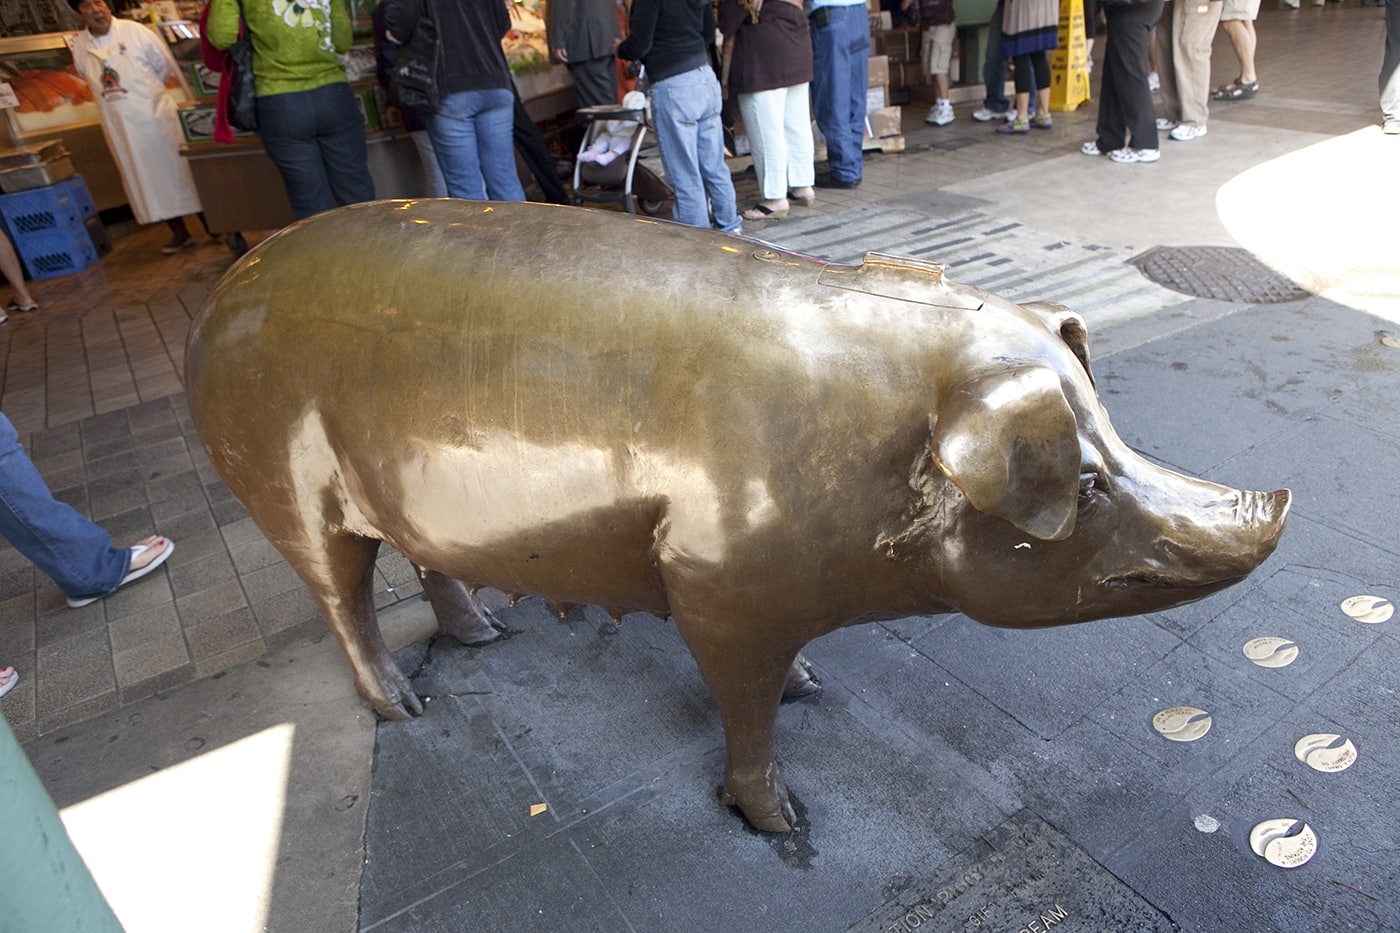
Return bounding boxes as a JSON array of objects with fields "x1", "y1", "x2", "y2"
[{"x1": 3, "y1": 4, "x2": 1398, "y2": 930}]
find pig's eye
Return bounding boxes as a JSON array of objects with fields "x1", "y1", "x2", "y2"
[{"x1": 1078, "y1": 471, "x2": 1103, "y2": 501}]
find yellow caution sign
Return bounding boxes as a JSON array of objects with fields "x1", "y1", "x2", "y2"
[{"x1": 1050, "y1": 0, "x2": 1091, "y2": 111}]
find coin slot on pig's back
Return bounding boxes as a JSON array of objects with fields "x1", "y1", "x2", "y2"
[{"x1": 813, "y1": 251, "x2": 985, "y2": 311}]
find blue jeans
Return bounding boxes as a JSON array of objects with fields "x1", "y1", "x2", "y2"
[
  {"x1": 257, "y1": 82, "x2": 376, "y2": 219},
  {"x1": 650, "y1": 65, "x2": 741, "y2": 233},
  {"x1": 982, "y1": 1, "x2": 1010, "y2": 112},
  {"x1": 810, "y1": 3, "x2": 870, "y2": 184},
  {"x1": 428, "y1": 88, "x2": 525, "y2": 202},
  {"x1": 0, "y1": 413, "x2": 128, "y2": 601}
]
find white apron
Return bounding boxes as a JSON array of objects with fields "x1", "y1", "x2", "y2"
[{"x1": 72, "y1": 21, "x2": 202, "y2": 225}]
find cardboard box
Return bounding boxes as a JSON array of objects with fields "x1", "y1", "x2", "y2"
[
  {"x1": 867, "y1": 54, "x2": 889, "y2": 88},
  {"x1": 866, "y1": 85, "x2": 887, "y2": 111},
  {"x1": 875, "y1": 26, "x2": 921, "y2": 63},
  {"x1": 865, "y1": 105, "x2": 902, "y2": 138}
]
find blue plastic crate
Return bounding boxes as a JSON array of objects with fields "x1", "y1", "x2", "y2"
[
  {"x1": 58, "y1": 175, "x2": 97, "y2": 221},
  {"x1": 14, "y1": 218, "x2": 100, "y2": 280},
  {"x1": 0, "y1": 182, "x2": 84, "y2": 235}
]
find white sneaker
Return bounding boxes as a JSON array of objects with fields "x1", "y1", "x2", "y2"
[
  {"x1": 1156, "y1": 117, "x2": 1178, "y2": 131},
  {"x1": 1109, "y1": 147, "x2": 1161, "y2": 163},
  {"x1": 1147, "y1": 71, "x2": 1160, "y2": 91},
  {"x1": 926, "y1": 101, "x2": 954, "y2": 126},
  {"x1": 1081, "y1": 140, "x2": 1104, "y2": 156},
  {"x1": 1169, "y1": 123, "x2": 1208, "y2": 141},
  {"x1": 971, "y1": 106, "x2": 1009, "y2": 122}
]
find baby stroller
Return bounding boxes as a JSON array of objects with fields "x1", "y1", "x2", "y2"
[{"x1": 571, "y1": 103, "x2": 673, "y2": 216}]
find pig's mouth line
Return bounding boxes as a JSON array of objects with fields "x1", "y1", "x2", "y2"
[{"x1": 1100, "y1": 570, "x2": 1244, "y2": 591}]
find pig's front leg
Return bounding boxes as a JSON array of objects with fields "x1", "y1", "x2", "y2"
[
  {"x1": 675, "y1": 614, "x2": 800, "y2": 832},
  {"x1": 305, "y1": 534, "x2": 424, "y2": 720},
  {"x1": 418, "y1": 569, "x2": 504, "y2": 645}
]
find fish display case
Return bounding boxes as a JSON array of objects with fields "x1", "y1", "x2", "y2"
[{"x1": 0, "y1": 31, "x2": 126, "y2": 211}]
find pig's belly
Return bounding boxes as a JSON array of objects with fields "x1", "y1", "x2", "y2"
[{"x1": 334, "y1": 433, "x2": 763, "y2": 614}]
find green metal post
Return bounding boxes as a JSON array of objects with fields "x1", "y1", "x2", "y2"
[{"x1": 0, "y1": 714, "x2": 124, "y2": 932}]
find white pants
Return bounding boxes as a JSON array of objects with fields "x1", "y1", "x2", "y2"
[{"x1": 737, "y1": 83, "x2": 816, "y2": 200}]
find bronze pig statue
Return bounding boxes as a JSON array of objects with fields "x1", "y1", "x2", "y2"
[{"x1": 185, "y1": 200, "x2": 1290, "y2": 832}]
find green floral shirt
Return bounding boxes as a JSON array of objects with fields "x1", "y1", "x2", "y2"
[{"x1": 207, "y1": 0, "x2": 351, "y2": 97}]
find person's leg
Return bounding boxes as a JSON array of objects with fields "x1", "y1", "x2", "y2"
[
  {"x1": 982, "y1": 0, "x2": 1011, "y2": 113},
  {"x1": 0, "y1": 413, "x2": 128, "y2": 600},
  {"x1": 512, "y1": 87, "x2": 569, "y2": 204},
  {"x1": 1384, "y1": 0, "x2": 1400, "y2": 127},
  {"x1": 0, "y1": 230, "x2": 37, "y2": 311},
  {"x1": 811, "y1": 4, "x2": 866, "y2": 184},
  {"x1": 838, "y1": 5, "x2": 870, "y2": 181},
  {"x1": 473, "y1": 87, "x2": 527, "y2": 202},
  {"x1": 313, "y1": 82, "x2": 376, "y2": 209},
  {"x1": 411, "y1": 129, "x2": 450, "y2": 197},
  {"x1": 740, "y1": 89, "x2": 786, "y2": 201},
  {"x1": 782, "y1": 82, "x2": 816, "y2": 190},
  {"x1": 1032, "y1": 52, "x2": 1052, "y2": 119},
  {"x1": 257, "y1": 89, "x2": 337, "y2": 219},
  {"x1": 1155, "y1": 0, "x2": 1181, "y2": 123},
  {"x1": 429, "y1": 91, "x2": 489, "y2": 200},
  {"x1": 693, "y1": 72, "x2": 740, "y2": 232},
  {"x1": 649, "y1": 69, "x2": 709, "y2": 228},
  {"x1": 1174, "y1": 0, "x2": 1221, "y2": 126},
  {"x1": 1122, "y1": 0, "x2": 1163, "y2": 147},
  {"x1": 568, "y1": 57, "x2": 619, "y2": 109},
  {"x1": 1096, "y1": 5, "x2": 1128, "y2": 150},
  {"x1": 162, "y1": 216, "x2": 190, "y2": 252}
]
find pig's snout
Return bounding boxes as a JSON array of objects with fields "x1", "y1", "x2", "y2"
[
  {"x1": 1106, "y1": 486, "x2": 1291, "y2": 595},
  {"x1": 1239, "y1": 488, "x2": 1292, "y2": 536}
]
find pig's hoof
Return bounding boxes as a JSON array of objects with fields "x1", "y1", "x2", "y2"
[
  {"x1": 374, "y1": 698, "x2": 420, "y2": 721},
  {"x1": 443, "y1": 616, "x2": 503, "y2": 646},
  {"x1": 781, "y1": 657, "x2": 822, "y2": 702},
  {"x1": 363, "y1": 665, "x2": 424, "y2": 720},
  {"x1": 723, "y1": 773, "x2": 796, "y2": 833}
]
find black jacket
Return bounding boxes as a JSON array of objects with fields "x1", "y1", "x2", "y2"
[{"x1": 616, "y1": 0, "x2": 714, "y2": 83}]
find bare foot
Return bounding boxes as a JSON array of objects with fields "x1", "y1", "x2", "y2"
[{"x1": 127, "y1": 536, "x2": 171, "y2": 572}]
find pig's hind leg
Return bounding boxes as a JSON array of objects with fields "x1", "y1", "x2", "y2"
[{"x1": 418, "y1": 569, "x2": 503, "y2": 645}]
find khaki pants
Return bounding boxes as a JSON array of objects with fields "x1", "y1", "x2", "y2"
[{"x1": 1156, "y1": 0, "x2": 1223, "y2": 126}]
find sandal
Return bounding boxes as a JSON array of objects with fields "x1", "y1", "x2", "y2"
[
  {"x1": 1031, "y1": 114, "x2": 1053, "y2": 129},
  {"x1": 788, "y1": 187, "x2": 816, "y2": 207},
  {"x1": 742, "y1": 201, "x2": 789, "y2": 220},
  {"x1": 0, "y1": 666, "x2": 16, "y2": 700},
  {"x1": 67, "y1": 536, "x2": 175, "y2": 608},
  {"x1": 5, "y1": 300, "x2": 39, "y2": 313},
  {"x1": 996, "y1": 119, "x2": 1031, "y2": 134},
  {"x1": 1212, "y1": 78, "x2": 1259, "y2": 101}
]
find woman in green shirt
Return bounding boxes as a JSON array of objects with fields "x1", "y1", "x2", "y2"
[{"x1": 206, "y1": 0, "x2": 375, "y2": 217}]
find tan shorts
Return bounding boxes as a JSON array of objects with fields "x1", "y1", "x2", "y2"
[
  {"x1": 1220, "y1": 0, "x2": 1261, "y2": 21},
  {"x1": 921, "y1": 23, "x2": 956, "y2": 76}
]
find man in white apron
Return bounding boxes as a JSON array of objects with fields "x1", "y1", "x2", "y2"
[{"x1": 69, "y1": 0, "x2": 206, "y2": 254}]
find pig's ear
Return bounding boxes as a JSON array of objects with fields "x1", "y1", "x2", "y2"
[
  {"x1": 1022, "y1": 301, "x2": 1094, "y2": 387},
  {"x1": 933, "y1": 365, "x2": 1080, "y2": 541}
]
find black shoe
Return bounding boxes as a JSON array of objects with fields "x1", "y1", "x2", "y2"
[{"x1": 814, "y1": 173, "x2": 861, "y2": 189}]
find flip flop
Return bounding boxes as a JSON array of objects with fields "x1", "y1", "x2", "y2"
[
  {"x1": 0, "y1": 666, "x2": 17, "y2": 699},
  {"x1": 4, "y1": 300, "x2": 39, "y2": 313},
  {"x1": 67, "y1": 537, "x2": 176, "y2": 608},
  {"x1": 742, "y1": 202, "x2": 789, "y2": 220}
]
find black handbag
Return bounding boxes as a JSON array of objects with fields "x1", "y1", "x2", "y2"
[
  {"x1": 391, "y1": 0, "x2": 440, "y2": 118},
  {"x1": 226, "y1": 0, "x2": 258, "y2": 131}
]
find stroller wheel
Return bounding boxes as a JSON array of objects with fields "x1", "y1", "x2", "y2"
[{"x1": 638, "y1": 197, "x2": 669, "y2": 217}]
